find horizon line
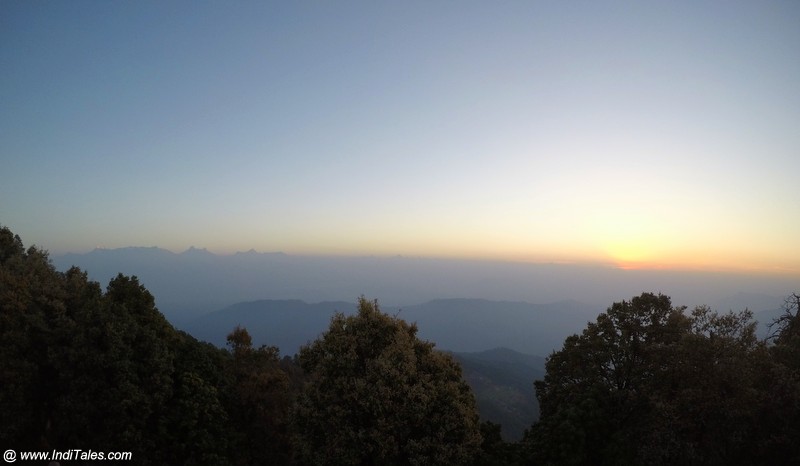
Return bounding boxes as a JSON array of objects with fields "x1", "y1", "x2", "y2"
[{"x1": 48, "y1": 244, "x2": 800, "y2": 278}]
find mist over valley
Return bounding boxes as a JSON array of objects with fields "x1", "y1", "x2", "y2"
[{"x1": 53, "y1": 246, "x2": 791, "y2": 351}]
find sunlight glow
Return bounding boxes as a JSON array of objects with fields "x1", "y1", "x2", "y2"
[{"x1": 605, "y1": 239, "x2": 653, "y2": 269}]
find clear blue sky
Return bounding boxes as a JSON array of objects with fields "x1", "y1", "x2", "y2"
[{"x1": 2, "y1": 1, "x2": 799, "y2": 274}]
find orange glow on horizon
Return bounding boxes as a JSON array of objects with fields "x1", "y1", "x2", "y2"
[{"x1": 605, "y1": 254, "x2": 800, "y2": 277}]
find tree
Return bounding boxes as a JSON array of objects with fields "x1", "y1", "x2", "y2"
[
  {"x1": 754, "y1": 293, "x2": 800, "y2": 464},
  {"x1": 528, "y1": 293, "x2": 686, "y2": 465},
  {"x1": 0, "y1": 226, "x2": 68, "y2": 450},
  {"x1": 292, "y1": 297, "x2": 482, "y2": 465},
  {"x1": 770, "y1": 293, "x2": 800, "y2": 357},
  {"x1": 163, "y1": 332, "x2": 233, "y2": 466},
  {"x1": 473, "y1": 421, "x2": 524, "y2": 466},
  {"x1": 225, "y1": 326, "x2": 292, "y2": 465},
  {"x1": 0, "y1": 226, "x2": 234, "y2": 464},
  {"x1": 526, "y1": 292, "x2": 768, "y2": 466},
  {"x1": 638, "y1": 306, "x2": 761, "y2": 465},
  {"x1": 43, "y1": 273, "x2": 180, "y2": 464}
]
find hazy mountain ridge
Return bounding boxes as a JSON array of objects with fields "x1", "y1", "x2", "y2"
[
  {"x1": 183, "y1": 298, "x2": 601, "y2": 357},
  {"x1": 185, "y1": 299, "x2": 358, "y2": 354},
  {"x1": 52, "y1": 247, "x2": 796, "y2": 330},
  {"x1": 398, "y1": 299, "x2": 599, "y2": 356}
]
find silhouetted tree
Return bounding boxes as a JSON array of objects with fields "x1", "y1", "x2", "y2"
[
  {"x1": 0, "y1": 226, "x2": 234, "y2": 464},
  {"x1": 292, "y1": 297, "x2": 482, "y2": 465},
  {"x1": 472, "y1": 421, "x2": 524, "y2": 466},
  {"x1": 754, "y1": 292, "x2": 800, "y2": 464},
  {"x1": 225, "y1": 326, "x2": 292, "y2": 465},
  {"x1": 0, "y1": 227, "x2": 67, "y2": 450},
  {"x1": 162, "y1": 331, "x2": 233, "y2": 465},
  {"x1": 526, "y1": 292, "x2": 775, "y2": 466}
]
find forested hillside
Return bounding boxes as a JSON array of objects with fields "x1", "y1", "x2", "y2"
[
  {"x1": 452, "y1": 348, "x2": 544, "y2": 442},
  {"x1": 0, "y1": 226, "x2": 485, "y2": 464},
  {"x1": 3, "y1": 225, "x2": 800, "y2": 465},
  {"x1": 1, "y1": 227, "x2": 289, "y2": 464}
]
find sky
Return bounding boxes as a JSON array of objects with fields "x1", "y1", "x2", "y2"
[{"x1": 2, "y1": 1, "x2": 799, "y2": 275}]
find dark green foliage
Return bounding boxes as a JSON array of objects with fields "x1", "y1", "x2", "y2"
[
  {"x1": 526, "y1": 292, "x2": 800, "y2": 466},
  {"x1": 472, "y1": 421, "x2": 525, "y2": 466},
  {"x1": 528, "y1": 293, "x2": 680, "y2": 465},
  {"x1": 0, "y1": 226, "x2": 236, "y2": 464},
  {"x1": 771, "y1": 293, "x2": 800, "y2": 362},
  {"x1": 754, "y1": 293, "x2": 800, "y2": 463},
  {"x1": 225, "y1": 326, "x2": 293, "y2": 465},
  {"x1": 0, "y1": 229, "x2": 68, "y2": 450},
  {"x1": 292, "y1": 297, "x2": 482, "y2": 465},
  {"x1": 163, "y1": 333, "x2": 233, "y2": 465}
]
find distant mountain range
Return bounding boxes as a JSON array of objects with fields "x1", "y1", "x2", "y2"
[
  {"x1": 52, "y1": 247, "x2": 796, "y2": 330},
  {"x1": 184, "y1": 299, "x2": 358, "y2": 354}
]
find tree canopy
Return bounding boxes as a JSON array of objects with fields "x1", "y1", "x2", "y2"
[
  {"x1": 292, "y1": 297, "x2": 482, "y2": 465},
  {"x1": 525, "y1": 292, "x2": 800, "y2": 466},
  {"x1": 0, "y1": 226, "x2": 289, "y2": 464}
]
